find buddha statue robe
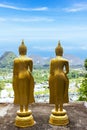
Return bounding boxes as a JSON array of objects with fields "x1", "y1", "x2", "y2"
[
  {"x1": 49, "y1": 42, "x2": 69, "y2": 106},
  {"x1": 13, "y1": 41, "x2": 35, "y2": 107}
]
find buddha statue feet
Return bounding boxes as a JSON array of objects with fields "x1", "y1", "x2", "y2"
[
  {"x1": 49, "y1": 109, "x2": 69, "y2": 126},
  {"x1": 15, "y1": 109, "x2": 35, "y2": 128}
]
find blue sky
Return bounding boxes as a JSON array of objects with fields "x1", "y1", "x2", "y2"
[{"x1": 0, "y1": 0, "x2": 87, "y2": 59}]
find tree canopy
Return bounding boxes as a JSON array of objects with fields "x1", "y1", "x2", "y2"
[{"x1": 78, "y1": 59, "x2": 87, "y2": 101}]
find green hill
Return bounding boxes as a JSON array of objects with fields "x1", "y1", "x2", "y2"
[
  {"x1": 0, "y1": 51, "x2": 17, "y2": 69},
  {"x1": 0, "y1": 51, "x2": 84, "y2": 69}
]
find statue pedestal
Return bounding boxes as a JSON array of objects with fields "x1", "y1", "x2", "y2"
[
  {"x1": 49, "y1": 109, "x2": 69, "y2": 126},
  {"x1": 15, "y1": 110, "x2": 35, "y2": 128}
]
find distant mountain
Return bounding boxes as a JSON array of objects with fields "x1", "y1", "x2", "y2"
[
  {"x1": 30, "y1": 54, "x2": 84, "y2": 67},
  {"x1": 0, "y1": 51, "x2": 84, "y2": 69},
  {"x1": 0, "y1": 51, "x2": 16, "y2": 69},
  {"x1": 64, "y1": 54, "x2": 84, "y2": 66},
  {"x1": 30, "y1": 55, "x2": 50, "y2": 65}
]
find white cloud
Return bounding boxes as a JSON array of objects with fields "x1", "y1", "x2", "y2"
[
  {"x1": 11, "y1": 17, "x2": 54, "y2": 22},
  {"x1": 0, "y1": 17, "x2": 6, "y2": 22},
  {"x1": 33, "y1": 46, "x2": 54, "y2": 51},
  {"x1": 30, "y1": 7, "x2": 48, "y2": 11},
  {"x1": 79, "y1": 46, "x2": 87, "y2": 50},
  {"x1": 59, "y1": 44, "x2": 87, "y2": 52},
  {"x1": 0, "y1": 3, "x2": 48, "y2": 11},
  {"x1": 64, "y1": 2, "x2": 87, "y2": 12}
]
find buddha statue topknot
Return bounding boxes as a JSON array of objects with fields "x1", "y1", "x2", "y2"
[
  {"x1": 55, "y1": 41, "x2": 63, "y2": 56},
  {"x1": 19, "y1": 40, "x2": 27, "y2": 55}
]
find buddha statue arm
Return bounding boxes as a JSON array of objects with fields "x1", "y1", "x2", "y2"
[
  {"x1": 13, "y1": 60, "x2": 18, "y2": 89},
  {"x1": 29, "y1": 60, "x2": 33, "y2": 73},
  {"x1": 13, "y1": 61, "x2": 17, "y2": 76},
  {"x1": 50, "y1": 60, "x2": 54, "y2": 75},
  {"x1": 64, "y1": 61, "x2": 69, "y2": 75}
]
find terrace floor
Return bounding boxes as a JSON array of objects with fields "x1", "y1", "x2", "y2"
[{"x1": 0, "y1": 102, "x2": 87, "y2": 130}]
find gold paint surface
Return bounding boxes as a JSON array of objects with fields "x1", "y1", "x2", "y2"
[
  {"x1": 49, "y1": 42, "x2": 69, "y2": 126},
  {"x1": 13, "y1": 40, "x2": 35, "y2": 127}
]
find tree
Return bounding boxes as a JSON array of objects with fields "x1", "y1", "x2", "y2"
[
  {"x1": 84, "y1": 59, "x2": 87, "y2": 71},
  {"x1": 78, "y1": 78, "x2": 87, "y2": 101},
  {"x1": 78, "y1": 59, "x2": 87, "y2": 101},
  {"x1": 0, "y1": 82, "x2": 5, "y2": 92}
]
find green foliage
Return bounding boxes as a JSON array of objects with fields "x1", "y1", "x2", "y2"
[
  {"x1": 78, "y1": 78, "x2": 87, "y2": 101},
  {"x1": 0, "y1": 51, "x2": 16, "y2": 69},
  {"x1": 33, "y1": 68, "x2": 49, "y2": 83},
  {"x1": 68, "y1": 70, "x2": 85, "y2": 79},
  {"x1": 0, "y1": 68, "x2": 12, "y2": 92},
  {"x1": 84, "y1": 59, "x2": 87, "y2": 71},
  {"x1": 78, "y1": 59, "x2": 87, "y2": 101},
  {"x1": 0, "y1": 81, "x2": 5, "y2": 91},
  {"x1": 34, "y1": 88, "x2": 49, "y2": 95}
]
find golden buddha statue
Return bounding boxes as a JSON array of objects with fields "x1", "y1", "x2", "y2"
[
  {"x1": 13, "y1": 40, "x2": 35, "y2": 127},
  {"x1": 49, "y1": 41, "x2": 69, "y2": 125}
]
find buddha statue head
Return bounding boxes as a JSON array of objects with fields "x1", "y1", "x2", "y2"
[
  {"x1": 55, "y1": 41, "x2": 63, "y2": 56},
  {"x1": 19, "y1": 40, "x2": 27, "y2": 55}
]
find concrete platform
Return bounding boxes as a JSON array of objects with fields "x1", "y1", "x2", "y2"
[{"x1": 0, "y1": 102, "x2": 87, "y2": 130}]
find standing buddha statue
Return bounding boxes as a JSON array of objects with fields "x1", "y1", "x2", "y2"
[
  {"x1": 13, "y1": 40, "x2": 35, "y2": 127},
  {"x1": 49, "y1": 41, "x2": 69, "y2": 126}
]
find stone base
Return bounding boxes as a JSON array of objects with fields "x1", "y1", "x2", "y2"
[
  {"x1": 15, "y1": 110, "x2": 35, "y2": 128},
  {"x1": 49, "y1": 109, "x2": 69, "y2": 126}
]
